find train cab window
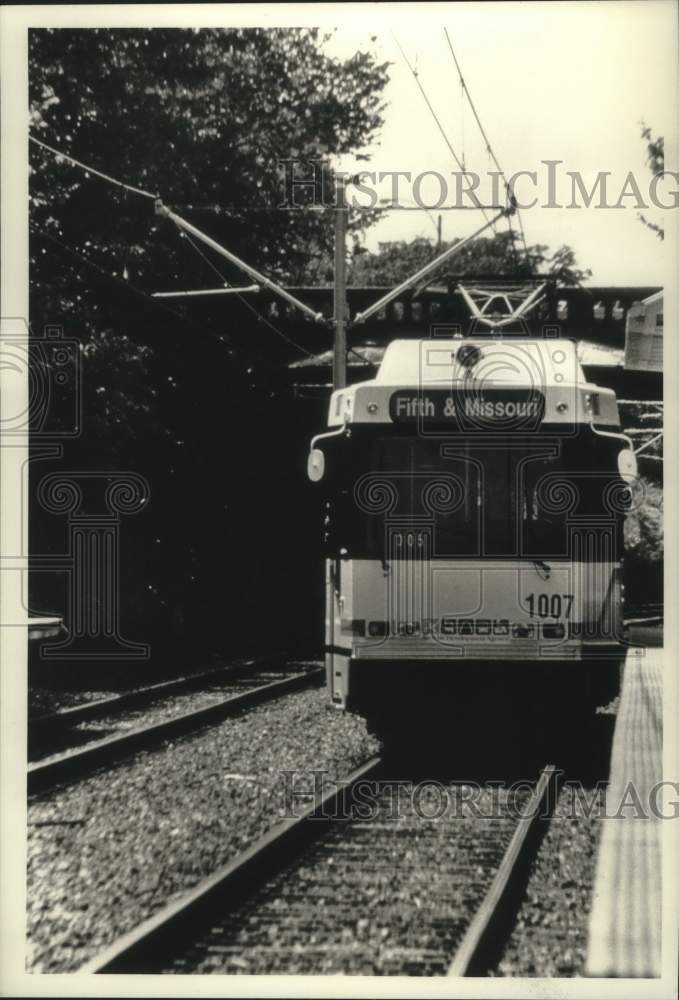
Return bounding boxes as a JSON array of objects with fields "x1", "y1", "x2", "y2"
[
  {"x1": 366, "y1": 436, "x2": 481, "y2": 557},
  {"x1": 328, "y1": 436, "x2": 482, "y2": 559},
  {"x1": 520, "y1": 437, "x2": 625, "y2": 557},
  {"x1": 520, "y1": 451, "x2": 571, "y2": 557},
  {"x1": 323, "y1": 430, "x2": 624, "y2": 562}
]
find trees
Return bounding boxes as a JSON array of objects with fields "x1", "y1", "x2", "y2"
[
  {"x1": 29, "y1": 28, "x2": 388, "y2": 286},
  {"x1": 28, "y1": 29, "x2": 390, "y2": 662},
  {"x1": 638, "y1": 122, "x2": 664, "y2": 240},
  {"x1": 29, "y1": 28, "x2": 390, "y2": 440},
  {"x1": 348, "y1": 229, "x2": 591, "y2": 286}
]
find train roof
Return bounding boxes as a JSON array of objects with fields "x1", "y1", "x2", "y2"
[
  {"x1": 374, "y1": 337, "x2": 582, "y2": 387},
  {"x1": 326, "y1": 338, "x2": 620, "y2": 429}
]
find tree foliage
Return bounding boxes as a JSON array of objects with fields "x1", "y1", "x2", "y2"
[
  {"x1": 29, "y1": 28, "x2": 390, "y2": 444},
  {"x1": 641, "y1": 123, "x2": 664, "y2": 178},
  {"x1": 638, "y1": 122, "x2": 664, "y2": 240},
  {"x1": 348, "y1": 229, "x2": 591, "y2": 286},
  {"x1": 30, "y1": 28, "x2": 389, "y2": 286},
  {"x1": 624, "y1": 477, "x2": 663, "y2": 562},
  {"x1": 28, "y1": 28, "x2": 389, "y2": 660}
]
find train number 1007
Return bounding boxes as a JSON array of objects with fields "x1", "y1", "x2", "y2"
[{"x1": 526, "y1": 593, "x2": 574, "y2": 619}]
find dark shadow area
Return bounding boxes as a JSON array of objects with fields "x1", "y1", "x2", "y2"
[{"x1": 364, "y1": 665, "x2": 617, "y2": 787}]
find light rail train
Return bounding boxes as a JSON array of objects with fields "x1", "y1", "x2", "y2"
[{"x1": 308, "y1": 334, "x2": 637, "y2": 743}]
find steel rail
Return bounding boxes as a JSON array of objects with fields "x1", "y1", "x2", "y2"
[
  {"x1": 447, "y1": 764, "x2": 560, "y2": 976},
  {"x1": 28, "y1": 668, "x2": 324, "y2": 795},
  {"x1": 78, "y1": 755, "x2": 383, "y2": 973},
  {"x1": 30, "y1": 662, "x2": 264, "y2": 733}
]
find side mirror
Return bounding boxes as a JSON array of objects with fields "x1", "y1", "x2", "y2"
[
  {"x1": 617, "y1": 448, "x2": 638, "y2": 483},
  {"x1": 307, "y1": 448, "x2": 325, "y2": 482}
]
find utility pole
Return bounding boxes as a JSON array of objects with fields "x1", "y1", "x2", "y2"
[
  {"x1": 333, "y1": 177, "x2": 348, "y2": 390},
  {"x1": 437, "y1": 214, "x2": 442, "y2": 250}
]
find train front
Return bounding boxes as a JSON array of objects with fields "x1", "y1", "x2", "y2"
[{"x1": 308, "y1": 338, "x2": 636, "y2": 725}]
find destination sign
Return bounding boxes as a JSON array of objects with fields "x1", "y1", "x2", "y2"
[{"x1": 389, "y1": 389, "x2": 545, "y2": 429}]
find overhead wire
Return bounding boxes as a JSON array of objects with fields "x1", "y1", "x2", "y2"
[
  {"x1": 35, "y1": 223, "x2": 375, "y2": 377},
  {"x1": 30, "y1": 224, "x2": 243, "y2": 356},
  {"x1": 179, "y1": 230, "x2": 232, "y2": 288},
  {"x1": 176, "y1": 226, "x2": 374, "y2": 368},
  {"x1": 505, "y1": 210, "x2": 521, "y2": 270},
  {"x1": 459, "y1": 67, "x2": 466, "y2": 173},
  {"x1": 390, "y1": 32, "x2": 495, "y2": 230},
  {"x1": 168, "y1": 204, "x2": 502, "y2": 213},
  {"x1": 442, "y1": 27, "x2": 529, "y2": 260},
  {"x1": 29, "y1": 134, "x2": 158, "y2": 201},
  {"x1": 169, "y1": 226, "x2": 317, "y2": 359},
  {"x1": 30, "y1": 131, "x2": 377, "y2": 371},
  {"x1": 30, "y1": 132, "x2": 325, "y2": 363},
  {"x1": 31, "y1": 228, "x2": 307, "y2": 396}
]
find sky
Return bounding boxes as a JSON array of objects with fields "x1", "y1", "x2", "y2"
[{"x1": 324, "y1": 2, "x2": 677, "y2": 286}]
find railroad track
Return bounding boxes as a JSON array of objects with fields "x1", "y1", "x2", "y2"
[
  {"x1": 447, "y1": 764, "x2": 558, "y2": 975},
  {"x1": 623, "y1": 604, "x2": 663, "y2": 626},
  {"x1": 28, "y1": 665, "x2": 324, "y2": 795},
  {"x1": 79, "y1": 760, "x2": 559, "y2": 975},
  {"x1": 29, "y1": 660, "x2": 264, "y2": 738}
]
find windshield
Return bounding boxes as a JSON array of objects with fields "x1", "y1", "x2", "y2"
[{"x1": 323, "y1": 430, "x2": 625, "y2": 560}]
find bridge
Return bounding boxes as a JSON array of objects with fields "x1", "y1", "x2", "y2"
[{"x1": 178, "y1": 282, "x2": 662, "y2": 399}]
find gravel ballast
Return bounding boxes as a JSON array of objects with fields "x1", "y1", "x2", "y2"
[
  {"x1": 27, "y1": 688, "x2": 378, "y2": 973},
  {"x1": 28, "y1": 657, "x2": 298, "y2": 719},
  {"x1": 168, "y1": 782, "x2": 525, "y2": 976},
  {"x1": 28, "y1": 685, "x2": 612, "y2": 976},
  {"x1": 29, "y1": 686, "x2": 116, "y2": 719},
  {"x1": 29, "y1": 667, "x2": 321, "y2": 763},
  {"x1": 494, "y1": 783, "x2": 605, "y2": 976}
]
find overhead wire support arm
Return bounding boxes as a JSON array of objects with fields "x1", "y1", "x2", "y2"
[
  {"x1": 154, "y1": 199, "x2": 326, "y2": 324},
  {"x1": 152, "y1": 285, "x2": 260, "y2": 299},
  {"x1": 352, "y1": 207, "x2": 510, "y2": 326}
]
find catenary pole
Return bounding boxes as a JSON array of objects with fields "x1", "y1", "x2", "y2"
[{"x1": 333, "y1": 178, "x2": 349, "y2": 390}]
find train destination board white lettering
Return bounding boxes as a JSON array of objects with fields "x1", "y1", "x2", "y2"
[{"x1": 389, "y1": 390, "x2": 544, "y2": 425}]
